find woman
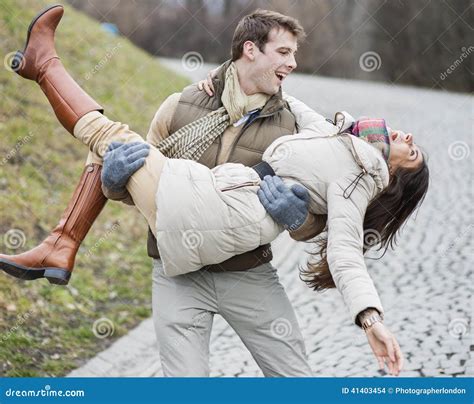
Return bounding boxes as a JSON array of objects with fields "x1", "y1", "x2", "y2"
[{"x1": 2, "y1": 5, "x2": 429, "y2": 376}]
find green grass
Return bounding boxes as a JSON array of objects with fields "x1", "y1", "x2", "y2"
[{"x1": 0, "y1": 0, "x2": 189, "y2": 376}]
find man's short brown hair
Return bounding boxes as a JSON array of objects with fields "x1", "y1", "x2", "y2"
[{"x1": 231, "y1": 9, "x2": 306, "y2": 61}]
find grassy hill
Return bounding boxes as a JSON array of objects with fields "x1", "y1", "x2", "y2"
[{"x1": 0, "y1": 0, "x2": 189, "y2": 376}]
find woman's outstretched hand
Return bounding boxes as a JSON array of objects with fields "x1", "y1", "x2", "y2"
[
  {"x1": 197, "y1": 67, "x2": 218, "y2": 96},
  {"x1": 365, "y1": 322, "x2": 404, "y2": 376}
]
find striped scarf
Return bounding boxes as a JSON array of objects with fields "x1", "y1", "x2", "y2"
[
  {"x1": 351, "y1": 117, "x2": 391, "y2": 162},
  {"x1": 156, "y1": 62, "x2": 269, "y2": 161}
]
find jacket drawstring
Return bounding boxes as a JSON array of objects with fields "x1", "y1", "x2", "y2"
[{"x1": 343, "y1": 169, "x2": 367, "y2": 199}]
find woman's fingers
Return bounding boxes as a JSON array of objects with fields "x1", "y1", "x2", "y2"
[
  {"x1": 377, "y1": 356, "x2": 385, "y2": 372},
  {"x1": 206, "y1": 72, "x2": 215, "y2": 92},
  {"x1": 393, "y1": 338, "x2": 404, "y2": 375},
  {"x1": 203, "y1": 81, "x2": 214, "y2": 96}
]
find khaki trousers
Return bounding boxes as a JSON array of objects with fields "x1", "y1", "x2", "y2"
[{"x1": 74, "y1": 111, "x2": 165, "y2": 236}]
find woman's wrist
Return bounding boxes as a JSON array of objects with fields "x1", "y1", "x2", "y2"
[{"x1": 357, "y1": 308, "x2": 382, "y2": 328}]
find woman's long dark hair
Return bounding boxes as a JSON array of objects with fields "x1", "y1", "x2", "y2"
[{"x1": 300, "y1": 153, "x2": 430, "y2": 291}]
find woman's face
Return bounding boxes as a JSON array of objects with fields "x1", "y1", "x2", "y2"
[{"x1": 388, "y1": 129, "x2": 423, "y2": 171}]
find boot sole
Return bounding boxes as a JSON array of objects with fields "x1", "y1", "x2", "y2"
[
  {"x1": 10, "y1": 4, "x2": 64, "y2": 72},
  {"x1": 0, "y1": 258, "x2": 70, "y2": 285}
]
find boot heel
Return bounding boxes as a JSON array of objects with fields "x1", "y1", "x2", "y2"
[{"x1": 44, "y1": 268, "x2": 71, "y2": 285}]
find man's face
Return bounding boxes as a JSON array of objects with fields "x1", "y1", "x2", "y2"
[{"x1": 248, "y1": 27, "x2": 298, "y2": 95}]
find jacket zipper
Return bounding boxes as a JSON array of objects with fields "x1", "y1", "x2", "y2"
[
  {"x1": 219, "y1": 180, "x2": 260, "y2": 192},
  {"x1": 226, "y1": 109, "x2": 280, "y2": 162}
]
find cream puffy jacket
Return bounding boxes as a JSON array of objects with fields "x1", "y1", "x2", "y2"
[{"x1": 155, "y1": 95, "x2": 389, "y2": 324}]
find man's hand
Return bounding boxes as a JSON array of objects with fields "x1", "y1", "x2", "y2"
[
  {"x1": 365, "y1": 322, "x2": 404, "y2": 376},
  {"x1": 102, "y1": 142, "x2": 150, "y2": 193},
  {"x1": 257, "y1": 175, "x2": 310, "y2": 231}
]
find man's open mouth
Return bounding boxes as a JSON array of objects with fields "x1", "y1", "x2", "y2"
[{"x1": 275, "y1": 72, "x2": 287, "y2": 81}]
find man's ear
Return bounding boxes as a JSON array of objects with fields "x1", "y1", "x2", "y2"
[{"x1": 242, "y1": 40, "x2": 256, "y2": 61}]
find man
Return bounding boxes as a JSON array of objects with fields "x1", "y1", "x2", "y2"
[{"x1": 102, "y1": 10, "x2": 324, "y2": 377}]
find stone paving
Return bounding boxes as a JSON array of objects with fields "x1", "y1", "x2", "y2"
[{"x1": 69, "y1": 59, "x2": 473, "y2": 378}]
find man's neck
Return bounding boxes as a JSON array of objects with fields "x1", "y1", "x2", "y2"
[{"x1": 234, "y1": 60, "x2": 259, "y2": 96}]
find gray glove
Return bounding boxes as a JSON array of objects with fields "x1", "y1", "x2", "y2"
[
  {"x1": 257, "y1": 175, "x2": 310, "y2": 231},
  {"x1": 101, "y1": 142, "x2": 150, "y2": 193}
]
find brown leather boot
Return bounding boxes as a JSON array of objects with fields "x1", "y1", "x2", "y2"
[
  {"x1": 11, "y1": 4, "x2": 103, "y2": 133},
  {"x1": 0, "y1": 6, "x2": 109, "y2": 285},
  {"x1": 0, "y1": 164, "x2": 107, "y2": 285}
]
